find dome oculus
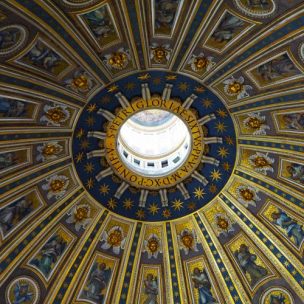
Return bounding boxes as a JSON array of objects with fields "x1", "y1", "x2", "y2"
[{"x1": 117, "y1": 109, "x2": 192, "y2": 177}]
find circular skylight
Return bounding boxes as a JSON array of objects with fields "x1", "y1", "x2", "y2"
[{"x1": 117, "y1": 109, "x2": 191, "y2": 177}]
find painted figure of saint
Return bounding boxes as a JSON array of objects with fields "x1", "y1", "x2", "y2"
[
  {"x1": 271, "y1": 210, "x2": 304, "y2": 247},
  {"x1": 155, "y1": 0, "x2": 180, "y2": 32},
  {"x1": 286, "y1": 163, "x2": 304, "y2": 185},
  {"x1": 12, "y1": 281, "x2": 33, "y2": 304},
  {"x1": 212, "y1": 13, "x2": 244, "y2": 43},
  {"x1": 234, "y1": 244, "x2": 268, "y2": 287},
  {"x1": 0, "y1": 98, "x2": 26, "y2": 118},
  {"x1": 282, "y1": 113, "x2": 304, "y2": 130},
  {"x1": 256, "y1": 54, "x2": 300, "y2": 82},
  {"x1": 83, "y1": 6, "x2": 115, "y2": 39},
  {"x1": 30, "y1": 234, "x2": 67, "y2": 278},
  {"x1": 84, "y1": 261, "x2": 111, "y2": 303},
  {"x1": 0, "y1": 152, "x2": 19, "y2": 170},
  {"x1": 143, "y1": 273, "x2": 158, "y2": 304},
  {"x1": 24, "y1": 41, "x2": 65, "y2": 74},
  {"x1": 0, "y1": 199, "x2": 33, "y2": 237},
  {"x1": 191, "y1": 268, "x2": 217, "y2": 304}
]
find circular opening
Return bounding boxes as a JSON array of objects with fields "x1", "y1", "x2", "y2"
[{"x1": 117, "y1": 109, "x2": 192, "y2": 177}]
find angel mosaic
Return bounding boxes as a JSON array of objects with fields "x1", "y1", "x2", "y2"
[
  {"x1": 223, "y1": 76, "x2": 252, "y2": 100},
  {"x1": 177, "y1": 228, "x2": 199, "y2": 255},
  {"x1": 270, "y1": 209, "x2": 304, "y2": 248},
  {"x1": 65, "y1": 69, "x2": 95, "y2": 93},
  {"x1": 236, "y1": 184, "x2": 261, "y2": 207},
  {"x1": 81, "y1": 5, "x2": 118, "y2": 45},
  {"x1": 250, "y1": 53, "x2": 302, "y2": 86},
  {"x1": 143, "y1": 234, "x2": 162, "y2": 259},
  {"x1": 234, "y1": 243, "x2": 268, "y2": 288},
  {"x1": 187, "y1": 53, "x2": 216, "y2": 73},
  {"x1": 82, "y1": 261, "x2": 112, "y2": 303},
  {"x1": 40, "y1": 103, "x2": 70, "y2": 127},
  {"x1": 150, "y1": 44, "x2": 171, "y2": 64},
  {"x1": 41, "y1": 174, "x2": 70, "y2": 200},
  {"x1": 0, "y1": 97, "x2": 27, "y2": 118},
  {"x1": 143, "y1": 273, "x2": 159, "y2": 304},
  {"x1": 36, "y1": 142, "x2": 63, "y2": 162},
  {"x1": 243, "y1": 112, "x2": 270, "y2": 135},
  {"x1": 66, "y1": 203, "x2": 92, "y2": 232},
  {"x1": 100, "y1": 226, "x2": 126, "y2": 255},
  {"x1": 29, "y1": 231, "x2": 69, "y2": 279},
  {"x1": 154, "y1": 0, "x2": 182, "y2": 36},
  {"x1": 104, "y1": 48, "x2": 131, "y2": 71},
  {"x1": 191, "y1": 267, "x2": 218, "y2": 304},
  {"x1": 248, "y1": 152, "x2": 274, "y2": 175},
  {"x1": 18, "y1": 39, "x2": 69, "y2": 77}
]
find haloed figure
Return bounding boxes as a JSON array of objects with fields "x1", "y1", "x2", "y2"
[
  {"x1": 144, "y1": 273, "x2": 158, "y2": 304},
  {"x1": 271, "y1": 210, "x2": 304, "y2": 247},
  {"x1": 234, "y1": 244, "x2": 268, "y2": 287},
  {"x1": 191, "y1": 268, "x2": 217, "y2": 304}
]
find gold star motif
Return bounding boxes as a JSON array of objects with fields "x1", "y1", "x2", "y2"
[
  {"x1": 76, "y1": 128, "x2": 84, "y2": 139},
  {"x1": 84, "y1": 162, "x2": 94, "y2": 173},
  {"x1": 166, "y1": 75, "x2": 177, "y2": 80},
  {"x1": 178, "y1": 82, "x2": 189, "y2": 92},
  {"x1": 215, "y1": 122, "x2": 227, "y2": 133},
  {"x1": 123, "y1": 198, "x2": 133, "y2": 210},
  {"x1": 80, "y1": 139, "x2": 90, "y2": 150},
  {"x1": 138, "y1": 73, "x2": 151, "y2": 80},
  {"x1": 107, "y1": 84, "x2": 118, "y2": 93},
  {"x1": 195, "y1": 86, "x2": 205, "y2": 93},
  {"x1": 216, "y1": 108, "x2": 228, "y2": 118},
  {"x1": 225, "y1": 136, "x2": 234, "y2": 145},
  {"x1": 136, "y1": 209, "x2": 145, "y2": 219},
  {"x1": 148, "y1": 203, "x2": 160, "y2": 215},
  {"x1": 193, "y1": 187, "x2": 205, "y2": 199},
  {"x1": 87, "y1": 103, "x2": 97, "y2": 113},
  {"x1": 222, "y1": 162, "x2": 231, "y2": 171},
  {"x1": 217, "y1": 147, "x2": 229, "y2": 158},
  {"x1": 99, "y1": 184, "x2": 109, "y2": 195},
  {"x1": 107, "y1": 198, "x2": 117, "y2": 209},
  {"x1": 210, "y1": 169, "x2": 222, "y2": 181},
  {"x1": 188, "y1": 202, "x2": 196, "y2": 210},
  {"x1": 86, "y1": 178, "x2": 94, "y2": 189},
  {"x1": 162, "y1": 209, "x2": 171, "y2": 218},
  {"x1": 172, "y1": 199, "x2": 183, "y2": 211},
  {"x1": 202, "y1": 98, "x2": 212, "y2": 108},
  {"x1": 86, "y1": 116, "x2": 95, "y2": 126},
  {"x1": 153, "y1": 77, "x2": 162, "y2": 85},
  {"x1": 75, "y1": 152, "x2": 84, "y2": 163},
  {"x1": 101, "y1": 95, "x2": 111, "y2": 103},
  {"x1": 124, "y1": 82, "x2": 135, "y2": 90}
]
